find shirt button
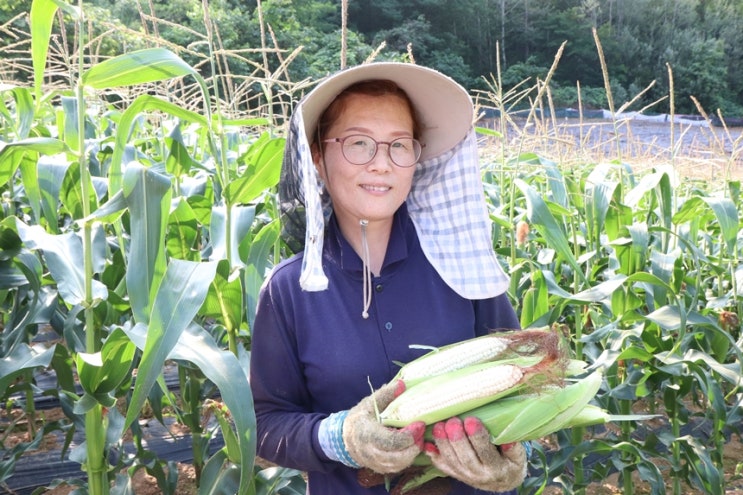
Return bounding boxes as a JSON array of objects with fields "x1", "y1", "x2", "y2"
[
  {"x1": 375, "y1": 284, "x2": 384, "y2": 293},
  {"x1": 385, "y1": 322, "x2": 392, "y2": 331}
]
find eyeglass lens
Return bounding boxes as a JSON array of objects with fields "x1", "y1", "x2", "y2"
[{"x1": 340, "y1": 135, "x2": 421, "y2": 167}]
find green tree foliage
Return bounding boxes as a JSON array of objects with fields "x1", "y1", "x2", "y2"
[{"x1": 4, "y1": 0, "x2": 743, "y2": 114}]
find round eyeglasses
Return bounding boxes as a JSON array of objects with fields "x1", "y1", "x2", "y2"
[{"x1": 323, "y1": 134, "x2": 423, "y2": 168}]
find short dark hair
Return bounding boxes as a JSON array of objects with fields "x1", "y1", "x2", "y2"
[{"x1": 315, "y1": 80, "x2": 422, "y2": 146}]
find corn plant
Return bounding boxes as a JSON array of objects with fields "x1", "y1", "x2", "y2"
[
  {"x1": 480, "y1": 108, "x2": 742, "y2": 494},
  {"x1": 476, "y1": 34, "x2": 742, "y2": 493},
  {"x1": 0, "y1": 0, "x2": 289, "y2": 493}
]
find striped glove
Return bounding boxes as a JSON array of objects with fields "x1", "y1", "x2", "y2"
[{"x1": 425, "y1": 416, "x2": 527, "y2": 492}]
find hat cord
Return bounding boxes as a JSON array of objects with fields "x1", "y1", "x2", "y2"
[{"x1": 360, "y1": 219, "x2": 372, "y2": 319}]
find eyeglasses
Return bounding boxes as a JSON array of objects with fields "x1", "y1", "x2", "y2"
[{"x1": 322, "y1": 134, "x2": 423, "y2": 168}]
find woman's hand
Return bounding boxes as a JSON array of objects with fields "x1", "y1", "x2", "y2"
[
  {"x1": 425, "y1": 416, "x2": 527, "y2": 492},
  {"x1": 343, "y1": 380, "x2": 426, "y2": 474}
]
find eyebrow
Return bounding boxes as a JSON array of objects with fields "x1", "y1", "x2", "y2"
[{"x1": 342, "y1": 126, "x2": 413, "y2": 138}]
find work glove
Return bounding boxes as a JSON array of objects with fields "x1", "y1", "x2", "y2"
[
  {"x1": 425, "y1": 416, "x2": 527, "y2": 492},
  {"x1": 320, "y1": 380, "x2": 425, "y2": 474},
  {"x1": 343, "y1": 380, "x2": 426, "y2": 474}
]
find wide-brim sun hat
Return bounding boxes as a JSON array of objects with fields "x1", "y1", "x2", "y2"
[
  {"x1": 279, "y1": 61, "x2": 509, "y2": 304},
  {"x1": 299, "y1": 62, "x2": 474, "y2": 161}
]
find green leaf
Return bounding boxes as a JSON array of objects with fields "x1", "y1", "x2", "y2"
[
  {"x1": 201, "y1": 259, "x2": 243, "y2": 332},
  {"x1": 30, "y1": 0, "x2": 64, "y2": 101},
  {"x1": 1, "y1": 86, "x2": 34, "y2": 139},
  {"x1": 0, "y1": 138, "x2": 68, "y2": 188},
  {"x1": 701, "y1": 196, "x2": 739, "y2": 256},
  {"x1": 15, "y1": 220, "x2": 108, "y2": 305},
  {"x1": 198, "y1": 449, "x2": 241, "y2": 495},
  {"x1": 514, "y1": 179, "x2": 587, "y2": 285},
  {"x1": 0, "y1": 343, "x2": 55, "y2": 397},
  {"x1": 79, "y1": 190, "x2": 128, "y2": 226},
  {"x1": 61, "y1": 162, "x2": 99, "y2": 221},
  {"x1": 225, "y1": 135, "x2": 284, "y2": 205},
  {"x1": 569, "y1": 275, "x2": 627, "y2": 303},
  {"x1": 124, "y1": 259, "x2": 218, "y2": 432},
  {"x1": 123, "y1": 264, "x2": 255, "y2": 494},
  {"x1": 243, "y1": 219, "x2": 279, "y2": 274},
  {"x1": 209, "y1": 205, "x2": 255, "y2": 267},
  {"x1": 75, "y1": 329, "x2": 135, "y2": 406},
  {"x1": 624, "y1": 169, "x2": 665, "y2": 208},
  {"x1": 20, "y1": 154, "x2": 55, "y2": 233},
  {"x1": 123, "y1": 162, "x2": 172, "y2": 323},
  {"x1": 108, "y1": 95, "x2": 208, "y2": 195},
  {"x1": 644, "y1": 306, "x2": 714, "y2": 331},
  {"x1": 98, "y1": 329, "x2": 137, "y2": 394},
  {"x1": 166, "y1": 198, "x2": 200, "y2": 261},
  {"x1": 82, "y1": 48, "x2": 197, "y2": 89},
  {"x1": 520, "y1": 271, "x2": 549, "y2": 328}
]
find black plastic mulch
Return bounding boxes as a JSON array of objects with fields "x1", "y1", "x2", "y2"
[{"x1": 3, "y1": 364, "x2": 225, "y2": 495}]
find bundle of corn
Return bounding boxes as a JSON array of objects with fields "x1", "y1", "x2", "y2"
[{"x1": 380, "y1": 328, "x2": 608, "y2": 443}]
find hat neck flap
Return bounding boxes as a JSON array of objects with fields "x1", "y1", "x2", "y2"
[{"x1": 284, "y1": 101, "x2": 508, "y2": 298}]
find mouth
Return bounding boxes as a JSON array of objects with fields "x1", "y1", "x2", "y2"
[{"x1": 361, "y1": 184, "x2": 391, "y2": 193}]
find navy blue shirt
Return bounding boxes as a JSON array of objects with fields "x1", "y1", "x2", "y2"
[{"x1": 250, "y1": 205, "x2": 520, "y2": 494}]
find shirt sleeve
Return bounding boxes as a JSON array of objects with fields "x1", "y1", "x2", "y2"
[{"x1": 249, "y1": 275, "x2": 338, "y2": 474}]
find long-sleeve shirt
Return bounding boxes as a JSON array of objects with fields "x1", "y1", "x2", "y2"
[{"x1": 250, "y1": 204, "x2": 521, "y2": 494}]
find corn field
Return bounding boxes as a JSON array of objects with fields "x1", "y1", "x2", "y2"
[{"x1": 0, "y1": 1, "x2": 741, "y2": 495}]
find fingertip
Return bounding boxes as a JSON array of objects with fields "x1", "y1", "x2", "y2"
[
  {"x1": 499, "y1": 442, "x2": 516, "y2": 452},
  {"x1": 463, "y1": 416, "x2": 486, "y2": 436},
  {"x1": 424, "y1": 441, "x2": 439, "y2": 455},
  {"x1": 401, "y1": 421, "x2": 425, "y2": 445},
  {"x1": 394, "y1": 379, "x2": 406, "y2": 398},
  {"x1": 432, "y1": 421, "x2": 447, "y2": 440},
  {"x1": 444, "y1": 417, "x2": 465, "y2": 441}
]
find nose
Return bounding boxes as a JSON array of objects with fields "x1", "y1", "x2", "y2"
[{"x1": 367, "y1": 143, "x2": 394, "y2": 171}]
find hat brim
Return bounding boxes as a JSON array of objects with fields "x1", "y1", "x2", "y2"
[{"x1": 300, "y1": 63, "x2": 473, "y2": 161}]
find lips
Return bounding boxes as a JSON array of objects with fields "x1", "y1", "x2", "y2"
[{"x1": 361, "y1": 184, "x2": 391, "y2": 193}]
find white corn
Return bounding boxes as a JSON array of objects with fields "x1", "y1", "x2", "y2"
[
  {"x1": 397, "y1": 335, "x2": 509, "y2": 382},
  {"x1": 382, "y1": 363, "x2": 524, "y2": 426}
]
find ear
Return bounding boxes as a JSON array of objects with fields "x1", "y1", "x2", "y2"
[{"x1": 311, "y1": 144, "x2": 327, "y2": 181}]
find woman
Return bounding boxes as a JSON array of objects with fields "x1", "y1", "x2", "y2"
[{"x1": 250, "y1": 63, "x2": 527, "y2": 494}]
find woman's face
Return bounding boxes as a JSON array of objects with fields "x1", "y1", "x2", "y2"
[{"x1": 315, "y1": 93, "x2": 417, "y2": 230}]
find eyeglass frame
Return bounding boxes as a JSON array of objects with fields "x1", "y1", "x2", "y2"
[{"x1": 321, "y1": 134, "x2": 424, "y2": 168}]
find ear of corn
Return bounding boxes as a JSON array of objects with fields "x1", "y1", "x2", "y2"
[
  {"x1": 381, "y1": 361, "x2": 526, "y2": 427},
  {"x1": 394, "y1": 334, "x2": 509, "y2": 385},
  {"x1": 489, "y1": 369, "x2": 603, "y2": 444},
  {"x1": 382, "y1": 328, "x2": 568, "y2": 427},
  {"x1": 384, "y1": 330, "x2": 654, "y2": 495},
  {"x1": 393, "y1": 328, "x2": 566, "y2": 386}
]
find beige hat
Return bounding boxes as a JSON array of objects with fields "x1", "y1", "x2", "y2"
[
  {"x1": 300, "y1": 62, "x2": 474, "y2": 161},
  {"x1": 281, "y1": 62, "x2": 508, "y2": 301}
]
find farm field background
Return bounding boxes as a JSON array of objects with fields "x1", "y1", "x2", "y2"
[{"x1": 1, "y1": 1, "x2": 742, "y2": 495}]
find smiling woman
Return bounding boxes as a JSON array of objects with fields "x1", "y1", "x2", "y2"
[
  {"x1": 313, "y1": 90, "x2": 418, "y2": 276},
  {"x1": 250, "y1": 62, "x2": 525, "y2": 495}
]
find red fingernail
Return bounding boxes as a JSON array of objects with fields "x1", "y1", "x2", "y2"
[{"x1": 500, "y1": 442, "x2": 516, "y2": 452}]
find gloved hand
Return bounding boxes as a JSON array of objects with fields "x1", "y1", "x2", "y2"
[
  {"x1": 425, "y1": 416, "x2": 527, "y2": 492},
  {"x1": 343, "y1": 380, "x2": 426, "y2": 474}
]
